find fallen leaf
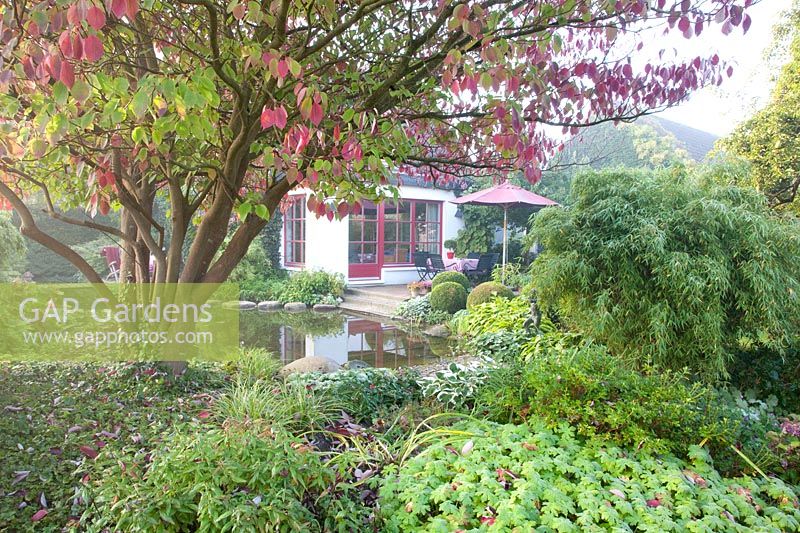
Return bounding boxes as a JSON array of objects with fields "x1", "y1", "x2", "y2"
[
  {"x1": 461, "y1": 440, "x2": 474, "y2": 456},
  {"x1": 31, "y1": 509, "x2": 48, "y2": 522},
  {"x1": 12, "y1": 471, "x2": 30, "y2": 485},
  {"x1": 79, "y1": 445, "x2": 98, "y2": 459},
  {"x1": 609, "y1": 488, "x2": 626, "y2": 500}
]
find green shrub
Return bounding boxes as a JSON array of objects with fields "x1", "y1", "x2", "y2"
[
  {"x1": 429, "y1": 281, "x2": 467, "y2": 314},
  {"x1": 529, "y1": 169, "x2": 800, "y2": 380},
  {"x1": 288, "y1": 368, "x2": 420, "y2": 422},
  {"x1": 476, "y1": 337, "x2": 737, "y2": 456},
  {"x1": 279, "y1": 269, "x2": 345, "y2": 306},
  {"x1": 395, "y1": 295, "x2": 451, "y2": 326},
  {"x1": 380, "y1": 420, "x2": 800, "y2": 532},
  {"x1": 89, "y1": 425, "x2": 367, "y2": 532},
  {"x1": 457, "y1": 296, "x2": 531, "y2": 336},
  {"x1": 239, "y1": 277, "x2": 285, "y2": 302},
  {"x1": 431, "y1": 270, "x2": 470, "y2": 292},
  {"x1": 466, "y1": 281, "x2": 514, "y2": 309},
  {"x1": 769, "y1": 416, "x2": 800, "y2": 485}
]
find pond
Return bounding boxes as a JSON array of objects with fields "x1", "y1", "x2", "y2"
[{"x1": 239, "y1": 310, "x2": 454, "y2": 369}]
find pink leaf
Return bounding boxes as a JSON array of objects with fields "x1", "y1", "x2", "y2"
[
  {"x1": 274, "y1": 106, "x2": 288, "y2": 129},
  {"x1": 59, "y1": 61, "x2": 75, "y2": 88},
  {"x1": 742, "y1": 14, "x2": 752, "y2": 33},
  {"x1": 232, "y1": 3, "x2": 246, "y2": 20},
  {"x1": 125, "y1": 0, "x2": 139, "y2": 19},
  {"x1": 67, "y1": 4, "x2": 83, "y2": 25},
  {"x1": 260, "y1": 107, "x2": 275, "y2": 129},
  {"x1": 198, "y1": 410, "x2": 211, "y2": 419},
  {"x1": 677, "y1": 16, "x2": 690, "y2": 33},
  {"x1": 276, "y1": 59, "x2": 289, "y2": 79},
  {"x1": 31, "y1": 509, "x2": 48, "y2": 522},
  {"x1": 109, "y1": 0, "x2": 126, "y2": 18},
  {"x1": 83, "y1": 34, "x2": 104, "y2": 62},
  {"x1": 87, "y1": 6, "x2": 106, "y2": 30},
  {"x1": 72, "y1": 34, "x2": 84, "y2": 60},
  {"x1": 58, "y1": 31, "x2": 74, "y2": 58},
  {"x1": 310, "y1": 101, "x2": 323, "y2": 126},
  {"x1": 646, "y1": 498, "x2": 661, "y2": 508}
]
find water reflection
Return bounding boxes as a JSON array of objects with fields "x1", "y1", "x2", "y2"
[{"x1": 239, "y1": 311, "x2": 452, "y2": 368}]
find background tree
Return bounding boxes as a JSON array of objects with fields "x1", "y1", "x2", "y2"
[
  {"x1": 721, "y1": 2, "x2": 800, "y2": 213},
  {"x1": 0, "y1": 0, "x2": 752, "y2": 287},
  {"x1": 0, "y1": 213, "x2": 25, "y2": 281},
  {"x1": 529, "y1": 168, "x2": 800, "y2": 380}
]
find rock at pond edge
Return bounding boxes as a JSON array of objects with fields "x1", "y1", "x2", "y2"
[
  {"x1": 313, "y1": 303, "x2": 338, "y2": 312},
  {"x1": 423, "y1": 324, "x2": 450, "y2": 338},
  {"x1": 278, "y1": 356, "x2": 342, "y2": 377},
  {"x1": 258, "y1": 301, "x2": 283, "y2": 311},
  {"x1": 284, "y1": 302, "x2": 308, "y2": 312}
]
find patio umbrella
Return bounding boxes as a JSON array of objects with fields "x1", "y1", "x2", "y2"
[{"x1": 451, "y1": 181, "x2": 558, "y2": 280}]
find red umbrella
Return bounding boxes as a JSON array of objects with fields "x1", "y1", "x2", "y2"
[{"x1": 451, "y1": 181, "x2": 558, "y2": 277}]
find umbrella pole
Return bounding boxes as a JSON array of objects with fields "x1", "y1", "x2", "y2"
[{"x1": 502, "y1": 206, "x2": 508, "y2": 284}]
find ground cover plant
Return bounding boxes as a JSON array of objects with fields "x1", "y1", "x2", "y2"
[
  {"x1": 380, "y1": 420, "x2": 800, "y2": 532},
  {"x1": 0, "y1": 361, "x2": 228, "y2": 530}
]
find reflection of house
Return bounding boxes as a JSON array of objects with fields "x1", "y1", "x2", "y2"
[
  {"x1": 279, "y1": 316, "x2": 436, "y2": 368},
  {"x1": 281, "y1": 176, "x2": 464, "y2": 284}
]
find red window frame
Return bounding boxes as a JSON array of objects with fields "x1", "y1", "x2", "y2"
[
  {"x1": 382, "y1": 200, "x2": 442, "y2": 266},
  {"x1": 283, "y1": 195, "x2": 306, "y2": 266}
]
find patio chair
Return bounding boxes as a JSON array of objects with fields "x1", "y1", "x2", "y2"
[
  {"x1": 413, "y1": 252, "x2": 431, "y2": 281},
  {"x1": 427, "y1": 254, "x2": 447, "y2": 278},
  {"x1": 466, "y1": 252, "x2": 481, "y2": 259},
  {"x1": 465, "y1": 253, "x2": 498, "y2": 283},
  {"x1": 100, "y1": 246, "x2": 121, "y2": 282}
]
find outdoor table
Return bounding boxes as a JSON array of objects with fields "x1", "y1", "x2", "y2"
[{"x1": 444, "y1": 257, "x2": 479, "y2": 272}]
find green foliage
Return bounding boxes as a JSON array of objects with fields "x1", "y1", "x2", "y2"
[
  {"x1": 728, "y1": 346, "x2": 800, "y2": 414},
  {"x1": 430, "y1": 270, "x2": 470, "y2": 292},
  {"x1": 229, "y1": 347, "x2": 282, "y2": 383},
  {"x1": 88, "y1": 425, "x2": 354, "y2": 532},
  {"x1": 418, "y1": 361, "x2": 496, "y2": 411},
  {"x1": 457, "y1": 296, "x2": 531, "y2": 336},
  {"x1": 226, "y1": 215, "x2": 287, "y2": 302},
  {"x1": 466, "y1": 331, "x2": 528, "y2": 362},
  {"x1": 279, "y1": 269, "x2": 345, "y2": 306},
  {"x1": 453, "y1": 205, "x2": 500, "y2": 256},
  {"x1": 395, "y1": 295, "x2": 452, "y2": 326},
  {"x1": 0, "y1": 213, "x2": 25, "y2": 281},
  {"x1": 466, "y1": 281, "x2": 514, "y2": 309},
  {"x1": 215, "y1": 379, "x2": 342, "y2": 433},
  {"x1": 530, "y1": 169, "x2": 800, "y2": 379},
  {"x1": 288, "y1": 368, "x2": 420, "y2": 423},
  {"x1": 490, "y1": 261, "x2": 529, "y2": 290},
  {"x1": 380, "y1": 419, "x2": 800, "y2": 532},
  {"x1": 477, "y1": 338, "x2": 737, "y2": 457},
  {"x1": 429, "y1": 281, "x2": 467, "y2": 314},
  {"x1": 720, "y1": 17, "x2": 800, "y2": 213}
]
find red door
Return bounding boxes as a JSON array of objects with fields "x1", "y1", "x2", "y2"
[{"x1": 348, "y1": 201, "x2": 380, "y2": 279}]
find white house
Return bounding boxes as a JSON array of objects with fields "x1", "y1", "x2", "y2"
[{"x1": 280, "y1": 176, "x2": 465, "y2": 285}]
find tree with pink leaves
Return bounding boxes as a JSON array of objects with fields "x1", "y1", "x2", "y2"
[{"x1": 0, "y1": 0, "x2": 753, "y2": 285}]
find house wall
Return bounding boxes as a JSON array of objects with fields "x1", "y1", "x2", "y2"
[{"x1": 280, "y1": 185, "x2": 464, "y2": 285}]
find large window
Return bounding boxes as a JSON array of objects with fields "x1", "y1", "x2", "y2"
[
  {"x1": 382, "y1": 200, "x2": 441, "y2": 265},
  {"x1": 284, "y1": 195, "x2": 305, "y2": 265}
]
